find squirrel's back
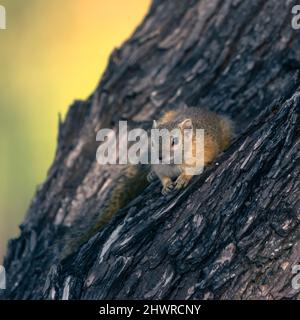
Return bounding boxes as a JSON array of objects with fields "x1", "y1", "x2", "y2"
[{"x1": 159, "y1": 107, "x2": 233, "y2": 154}]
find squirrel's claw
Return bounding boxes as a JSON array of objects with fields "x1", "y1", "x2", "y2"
[
  {"x1": 175, "y1": 174, "x2": 191, "y2": 190},
  {"x1": 161, "y1": 182, "x2": 174, "y2": 195}
]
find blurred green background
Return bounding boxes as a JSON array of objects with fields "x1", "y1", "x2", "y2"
[{"x1": 0, "y1": 0, "x2": 150, "y2": 262}]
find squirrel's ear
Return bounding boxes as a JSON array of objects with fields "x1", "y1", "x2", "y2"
[
  {"x1": 179, "y1": 119, "x2": 193, "y2": 131},
  {"x1": 152, "y1": 120, "x2": 158, "y2": 129}
]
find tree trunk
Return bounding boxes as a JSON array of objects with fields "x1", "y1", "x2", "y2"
[{"x1": 2, "y1": 0, "x2": 300, "y2": 300}]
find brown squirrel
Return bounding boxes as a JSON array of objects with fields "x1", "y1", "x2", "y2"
[
  {"x1": 56, "y1": 106, "x2": 233, "y2": 261},
  {"x1": 147, "y1": 107, "x2": 234, "y2": 195}
]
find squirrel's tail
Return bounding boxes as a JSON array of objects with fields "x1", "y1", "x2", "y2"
[
  {"x1": 91, "y1": 164, "x2": 149, "y2": 229},
  {"x1": 56, "y1": 165, "x2": 150, "y2": 261}
]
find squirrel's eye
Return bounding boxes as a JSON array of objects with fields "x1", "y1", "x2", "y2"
[{"x1": 172, "y1": 137, "x2": 179, "y2": 146}]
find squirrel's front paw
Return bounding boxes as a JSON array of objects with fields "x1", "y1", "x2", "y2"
[
  {"x1": 147, "y1": 171, "x2": 157, "y2": 182},
  {"x1": 175, "y1": 174, "x2": 192, "y2": 190},
  {"x1": 161, "y1": 181, "x2": 174, "y2": 195}
]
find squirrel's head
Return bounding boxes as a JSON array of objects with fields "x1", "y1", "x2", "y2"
[{"x1": 151, "y1": 118, "x2": 193, "y2": 164}]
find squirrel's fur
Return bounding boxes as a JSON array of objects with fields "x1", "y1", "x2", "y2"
[{"x1": 149, "y1": 107, "x2": 234, "y2": 195}]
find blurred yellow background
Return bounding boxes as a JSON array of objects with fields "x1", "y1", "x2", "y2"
[{"x1": 0, "y1": 0, "x2": 150, "y2": 262}]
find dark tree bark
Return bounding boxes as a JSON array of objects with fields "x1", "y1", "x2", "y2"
[{"x1": 2, "y1": 0, "x2": 300, "y2": 300}]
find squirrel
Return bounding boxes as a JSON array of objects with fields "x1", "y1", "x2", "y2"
[
  {"x1": 147, "y1": 107, "x2": 234, "y2": 195},
  {"x1": 55, "y1": 106, "x2": 233, "y2": 262}
]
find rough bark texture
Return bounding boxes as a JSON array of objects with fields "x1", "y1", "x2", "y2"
[{"x1": 2, "y1": 0, "x2": 300, "y2": 300}]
